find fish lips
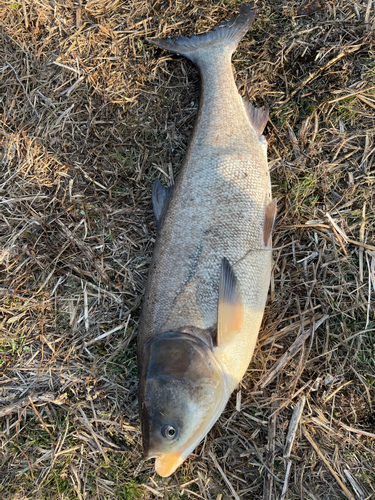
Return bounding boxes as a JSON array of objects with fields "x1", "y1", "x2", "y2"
[
  {"x1": 154, "y1": 452, "x2": 185, "y2": 477},
  {"x1": 143, "y1": 448, "x2": 185, "y2": 478}
]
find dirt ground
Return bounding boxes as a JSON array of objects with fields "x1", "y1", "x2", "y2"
[{"x1": 0, "y1": 0, "x2": 375, "y2": 499}]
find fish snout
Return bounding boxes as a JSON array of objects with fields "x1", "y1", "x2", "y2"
[{"x1": 154, "y1": 452, "x2": 184, "y2": 477}]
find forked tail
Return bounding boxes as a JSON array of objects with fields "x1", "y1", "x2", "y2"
[{"x1": 147, "y1": 3, "x2": 256, "y2": 67}]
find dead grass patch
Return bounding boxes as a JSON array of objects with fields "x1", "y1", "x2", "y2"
[{"x1": 0, "y1": 0, "x2": 374, "y2": 498}]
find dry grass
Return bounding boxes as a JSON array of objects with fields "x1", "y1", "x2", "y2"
[{"x1": 0, "y1": 0, "x2": 374, "y2": 498}]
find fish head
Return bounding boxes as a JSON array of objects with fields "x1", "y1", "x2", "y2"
[{"x1": 139, "y1": 331, "x2": 228, "y2": 477}]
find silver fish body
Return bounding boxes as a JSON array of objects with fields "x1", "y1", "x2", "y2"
[{"x1": 138, "y1": 3, "x2": 275, "y2": 477}]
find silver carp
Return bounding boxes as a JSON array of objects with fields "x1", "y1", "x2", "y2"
[{"x1": 138, "y1": 3, "x2": 276, "y2": 477}]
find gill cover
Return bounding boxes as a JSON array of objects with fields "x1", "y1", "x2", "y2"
[{"x1": 139, "y1": 331, "x2": 228, "y2": 477}]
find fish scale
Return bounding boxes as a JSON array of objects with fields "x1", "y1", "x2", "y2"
[{"x1": 138, "y1": 2, "x2": 275, "y2": 477}]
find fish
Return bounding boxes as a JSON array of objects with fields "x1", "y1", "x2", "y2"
[{"x1": 138, "y1": 2, "x2": 276, "y2": 478}]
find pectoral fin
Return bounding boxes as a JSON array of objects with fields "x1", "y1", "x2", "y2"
[
  {"x1": 152, "y1": 179, "x2": 173, "y2": 227},
  {"x1": 217, "y1": 257, "x2": 244, "y2": 347},
  {"x1": 264, "y1": 198, "x2": 277, "y2": 248}
]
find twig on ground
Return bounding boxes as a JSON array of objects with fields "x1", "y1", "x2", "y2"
[
  {"x1": 258, "y1": 315, "x2": 329, "y2": 389},
  {"x1": 302, "y1": 426, "x2": 355, "y2": 500},
  {"x1": 344, "y1": 470, "x2": 366, "y2": 500},
  {"x1": 57, "y1": 220, "x2": 109, "y2": 281},
  {"x1": 0, "y1": 393, "x2": 67, "y2": 418},
  {"x1": 85, "y1": 314, "x2": 131, "y2": 346},
  {"x1": 280, "y1": 461, "x2": 292, "y2": 500},
  {"x1": 264, "y1": 399, "x2": 278, "y2": 500},
  {"x1": 209, "y1": 451, "x2": 240, "y2": 500},
  {"x1": 284, "y1": 395, "x2": 306, "y2": 458},
  {"x1": 78, "y1": 408, "x2": 109, "y2": 464},
  {"x1": 339, "y1": 423, "x2": 375, "y2": 440},
  {"x1": 6, "y1": 62, "x2": 40, "y2": 117},
  {"x1": 281, "y1": 44, "x2": 363, "y2": 103}
]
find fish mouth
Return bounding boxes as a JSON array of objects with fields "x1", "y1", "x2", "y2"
[
  {"x1": 155, "y1": 452, "x2": 184, "y2": 478},
  {"x1": 145, "y1": 450, "x2": 184, "y2": 478}
]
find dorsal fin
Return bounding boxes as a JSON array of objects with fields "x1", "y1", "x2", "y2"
[
  {"x1": 242, "y1": 99, "x2": 269, "y2": 136},
  {"x1": 264, "y1": 198, "x2": 277, "y2": 248},
  {"x1": 217, "y1": 258, "x2": 244, "y2": 347},
  {"x1": 152, "y1": 179, "x2": 173, "y2": 227}
]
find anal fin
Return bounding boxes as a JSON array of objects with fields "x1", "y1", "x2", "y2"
[
  {"x1": 242, "y1": 98, "x2": 269, "y2": 136},
  {"x1": 217, "y1": 257, "x2": 244, "y2": 348},
  {"x1": 264, "y1": 198, "x2": 277, "y2": 248}
]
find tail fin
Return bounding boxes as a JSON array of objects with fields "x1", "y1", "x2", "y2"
[{"x1": 147, "y1": 3, "x2": 256, "y2": 66}]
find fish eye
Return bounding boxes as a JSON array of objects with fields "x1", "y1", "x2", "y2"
[{"x1": 161, "y1": 424, "x2": 177, "y2": 440}]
